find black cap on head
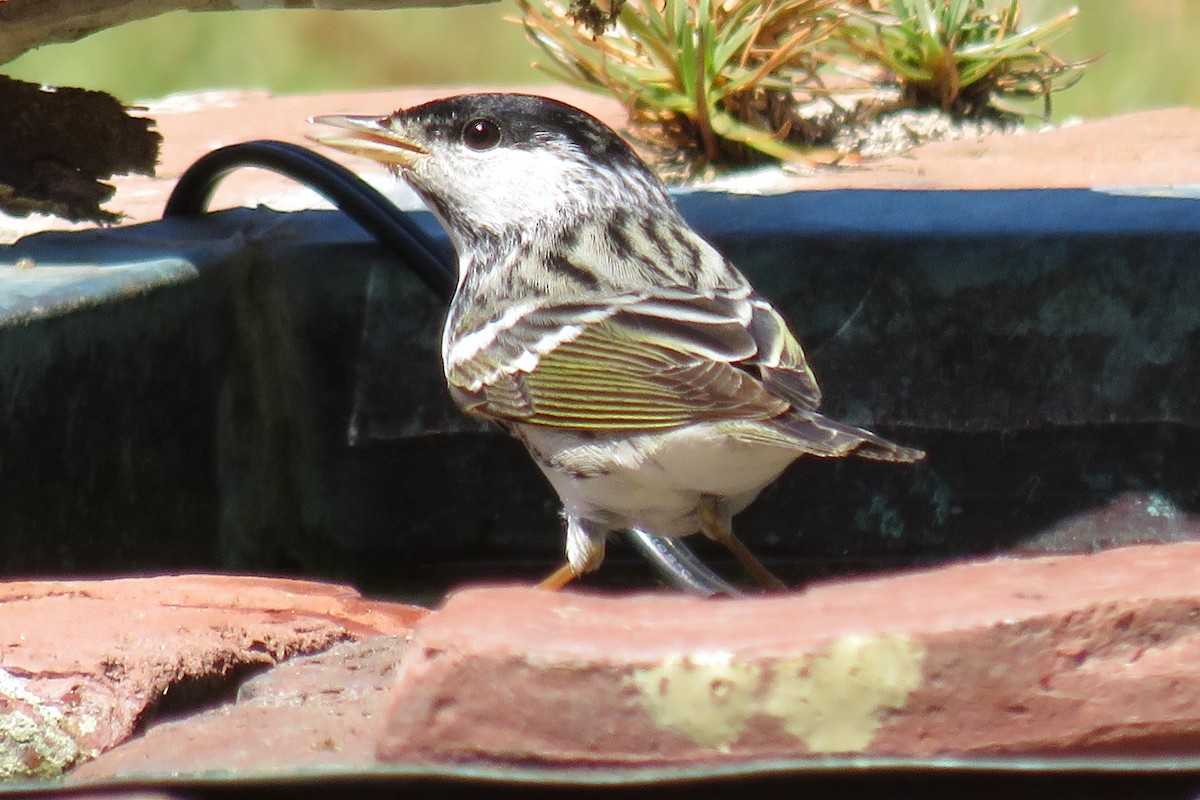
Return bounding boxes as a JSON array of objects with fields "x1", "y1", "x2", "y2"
[{"x1": 394, "y1": 93, "x2": 648, "y2": 174}]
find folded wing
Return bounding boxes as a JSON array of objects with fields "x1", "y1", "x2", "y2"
[{"x1": 447, "y1": 289, "x2": 823, "y2": 430}]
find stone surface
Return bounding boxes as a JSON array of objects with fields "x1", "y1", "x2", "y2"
[
  {"x1": 69, "y1": 636, "x2": 408, "y2": 783},
  {"x1": 4, "y1": 87, "x2": 1199, "y2": 242},
  {"x1": 0, "y1": 575, "x2": 425, "y2": 779},
  {"x1": 813, "y1": 107, "x2": 1200, "y2": 191},
  {"x1": 378, "y1": 542, "x2": 1200, "y2": 765}
]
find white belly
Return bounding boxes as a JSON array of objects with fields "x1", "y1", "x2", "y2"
[{"x1": 515, "y1": 421, "x2": 802, "y2": 538}]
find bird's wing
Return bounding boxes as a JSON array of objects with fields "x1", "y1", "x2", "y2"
[
  {"x1": 745, "y1": 296, "x2": 822, "y2": 409},
  {"x1": 446, "y1": 290, "x2": 820, "y2": 430}
]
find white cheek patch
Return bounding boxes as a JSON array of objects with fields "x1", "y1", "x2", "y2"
[{"x1": 430, "y1": 144, "x2": 590, "y2": 234}]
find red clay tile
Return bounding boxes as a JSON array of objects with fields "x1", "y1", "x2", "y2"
[
  {"x1": 68, "y1": 636, "x2": 409, "y2": 783},
  {"x1": 377, "y1": 542, "x2": 1200, "y2": 765},
  {"x1": 0, "y1": 574, "x2": 424, "y2": 779}
]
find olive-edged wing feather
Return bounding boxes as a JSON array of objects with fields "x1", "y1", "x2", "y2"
[{"x1": 445, "y1": 288, "x2": 820, "y2": 431}]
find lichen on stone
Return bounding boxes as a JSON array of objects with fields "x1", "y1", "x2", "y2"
[{"x1": 629, "y1": 634, "x2": 925, "y2": 752}]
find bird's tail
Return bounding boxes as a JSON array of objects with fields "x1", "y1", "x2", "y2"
[{"x1": 776, "y1": 410, "x2": 924, "y2": 463}]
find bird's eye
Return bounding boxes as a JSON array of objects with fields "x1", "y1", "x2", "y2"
[{"x1": 462, "y1": 118, "x2": 501, "y2": 150}]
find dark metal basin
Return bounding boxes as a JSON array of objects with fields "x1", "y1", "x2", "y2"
[{"x1": 1, "y1": 188, "x2": 1198, "y2": 592}]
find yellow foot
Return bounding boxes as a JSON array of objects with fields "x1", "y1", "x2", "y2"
[
  {"x1": 536, "y1": 562, "x2": 579, "y2": 590},
  {"x1": 699, "y1": 500, "x2": 787, "y2": 591}
]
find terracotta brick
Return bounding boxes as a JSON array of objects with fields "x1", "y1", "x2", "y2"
[
  {"x1": 0, "y1": 575, "x2": 424, "y2": 779},
  {"x1": 378, "y1": 543, "x2": 1200, "y2": 765},
  {"x1": 69, "y1": 637, "x2": 410, "y2": 783}
]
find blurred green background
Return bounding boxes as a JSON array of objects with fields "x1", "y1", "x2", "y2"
[{"x1": 4, "y1": 0, "x2": 1199, "y2": 120}]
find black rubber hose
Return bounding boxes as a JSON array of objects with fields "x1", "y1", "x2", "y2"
[
  {"x1": 163, "y1": 139, "x2": 742, "y2": 597},
  {"x1": 164, "y1": 140, "x2": 455, "y2": 298}
]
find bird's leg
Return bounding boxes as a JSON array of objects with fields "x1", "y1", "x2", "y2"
[
  {"x1": 698, "y1": 497, "x2": 787, "y2": 591},
  {"x1": 537, "y1": 563, "x2": 580, "y2": 590},
  {"x1": 537, "y1": 514, "x2": 607, "y2": 591}
]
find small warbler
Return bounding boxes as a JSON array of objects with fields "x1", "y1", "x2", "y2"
[{"x1": 313, "y1": 93, "x2": 922, "y2": 590}]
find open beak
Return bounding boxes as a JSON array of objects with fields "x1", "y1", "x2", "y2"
[{"x1": 308, "y1": 113, "x2": 429, "y2": 168}]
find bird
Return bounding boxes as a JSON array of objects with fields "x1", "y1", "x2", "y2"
[{"x1": 312, "y1": 93, "x2": 923, "y2": 590}]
